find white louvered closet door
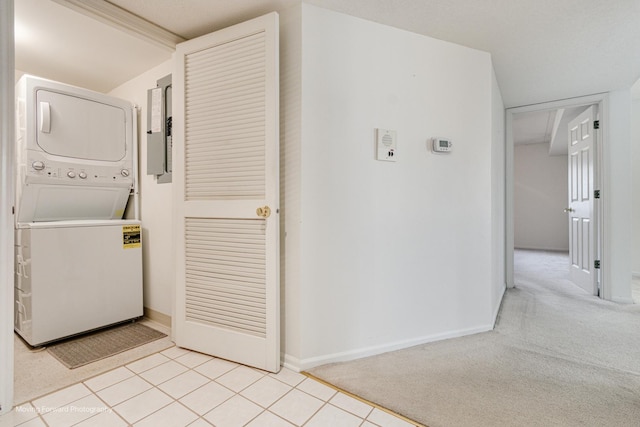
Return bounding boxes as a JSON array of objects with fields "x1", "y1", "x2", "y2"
[{"x1": 173, "y1": 13, "x2": 280, "y2": 372}]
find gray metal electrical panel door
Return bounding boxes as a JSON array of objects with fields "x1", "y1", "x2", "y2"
[{"x1": 147, "y1": 74, "x2": 172, "y2": 183}]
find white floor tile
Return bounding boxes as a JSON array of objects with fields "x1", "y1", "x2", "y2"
[
  {"x1": 15, "y1": 344, "x2": 413, "y2": 427},
  {"x1": 179, "y1": 381, "x2": 234, "y2": 416},
  {"x1": 240, "y1": 376, "x2": 292, "y2": 408},
  {"x1": 41, "y1": 394, "x2": 108, "y2": 427},
  {"x1": 161, "y1": 346, "x2": 191, "y2": 360},
  {"x1": 367, "y1": 408, "x2": 415, "y2": 427},
  {"x1": 186, "y1": 418, "x2": 214, "y2": 427},
  {"x1": 268, "y1": 368, "x2": 306, "y2": 387},
  {"x1": 134, "y1": 402, "x2": 198, "y2": 427},
  {"x1": 10, "y1": 417, "x2": 46, "y2": 427},
  {"x1": 96, "y1": 375, "x2": 152, "y2": 407},
  {"x1": 139, "y1": 360, "x2": 188, "y2": 385},
  {"x1": 127, "y1": 353, "x2": 171, "y2": 374},
  {"x1": 84, "y1": 366, "x2": 135, "y2": 392},
  {"x1": 203, "y1": 395, "x2": 262, "y2": 427},
  {"x1": 1, "y1": 403, "x2": 39, "y2": 426},
  {"x1": 329, "y1": 392, "x2": 374, "y2": 418},
  {"x1": 305, "y1": 404, "x2": 364, "y2": 427},
  {"x1": 175, "y1": 351, "x2": 213, "y2": 368},
  {"x1": 296, "y1": 377, "x2": 337, "y2": 401},
  {"x1": 194, "y1": 358, "x2": 239, "y2": 380},
  {"x1": 215, "y1": 365, "x2": 265, "y2": 393},
  {"x1": 113, "y1": 388, "x2": 173, "y2": 424},
  {"x1": 158, "y1": 370, "x2": 210, "y2": 399},
  {"x1": 74, "y1": 409, "x2": 128, "y2": 427},
  {"x1": 32, "y1": 383, "x2": 91, "y2": 414},
  {"x1": 245, "y1": 410, "x2": 295, "y2": 427},
  {"x1": 269, "y1": 389, "x2": 324, "y2": 426}
]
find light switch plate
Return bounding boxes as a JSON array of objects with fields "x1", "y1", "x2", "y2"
[{"x1": 376, "y1": 128, "x2": 396, "y2": 162}]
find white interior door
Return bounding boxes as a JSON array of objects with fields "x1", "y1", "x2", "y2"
[
  {"x1": 173, "y1": 12, "x2": 280, "y2": 372},
  {"x1": 567, "y1": 106, "x2": 597, "y2": 295}
]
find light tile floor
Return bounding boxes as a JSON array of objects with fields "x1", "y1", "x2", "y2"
[{"x1": 1, "y1": 346, "x2": 419, "y2": 427}]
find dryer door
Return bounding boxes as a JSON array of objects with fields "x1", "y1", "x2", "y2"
[{"x1": 35, "y1": 90, "x2": 127, "y2": 162}]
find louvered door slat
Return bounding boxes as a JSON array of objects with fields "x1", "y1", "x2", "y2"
[
  {"x1": 186, "y1": 72, "x2": 266, "y2": 93},
  {"x1": 186, "y1": 274, "x2": 266, "y2": 292},
  {"x1": 186, "y1": 284, "x2": 264, "y2": 300},
  {"x1": 186, "y1": 86, "x2": 265, "y2": 111},
  {"x1": 187, "y1": 98, "x2": 264, "y2": 115},
  {"x1": 188, "y1": 250, "x2": 264, "y2": 259}
]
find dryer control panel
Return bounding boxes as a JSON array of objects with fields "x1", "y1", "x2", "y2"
[{"x1": 25, "y1": 153, "x2": 133, "y2": 186}]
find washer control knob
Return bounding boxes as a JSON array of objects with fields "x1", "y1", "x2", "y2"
[
  {"x1": 79, "y1": 172, "x2": 87, "y2": 179},
  {"x1": 121, "y1": 169, "x2": 130, "y2": 177},
  {"x1": 32, "y1": 161, "x2": 45, "y2": 171},
  {"x1": 67, "y1": 171, "x2": 76, "y2": 179}
]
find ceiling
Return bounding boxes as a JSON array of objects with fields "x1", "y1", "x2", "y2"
[
  {"x1": 303, "y1": 0, "x2": 640, "y2": 108},
  {"x1": 13, "y1": 0, "x2": 640, "y2": 148},
  {"x1": 513, "y1": 106, "x2": 587, "y2": 155}
]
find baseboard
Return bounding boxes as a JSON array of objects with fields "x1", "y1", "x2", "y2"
[
  {"x1": 514, "y1": 246, "x2": 569, "y2": 252},
  {"x1": 492, "y1": 285, "x2": 507, "y2": 327},
  {"x1": 143, "y1": 307, "x2": 171, "y2": 327},
  {"x1": 289, "y1": 325, "x2": 493, "y2": 372},
  {"x1": 610, "y1": 297, "x2": 635, "y2": 304},
  {"x1": 282, "y1": 353, "x2": 302, "y2": 373}
]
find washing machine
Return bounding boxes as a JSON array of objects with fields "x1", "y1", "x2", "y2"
[{"x1": 14, "y1": 75, "x2": 143, "y2": 346}]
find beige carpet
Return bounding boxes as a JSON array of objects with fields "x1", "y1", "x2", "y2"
[
  {"x1": 309, "y1": 250, "x2": 640, "y2": 427},
  {"x1": 47, "y1": 322, "x2": 167, "y2": 369}
]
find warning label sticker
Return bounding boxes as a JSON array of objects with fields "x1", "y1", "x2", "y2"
[{"x1": 123, "y1": 225, "x2": 141, "y2": 249}]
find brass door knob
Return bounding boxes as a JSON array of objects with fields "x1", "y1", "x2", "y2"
[
  {"x1": 256, "y1": 206, "x2": 271, "y2": 218},
  {"x1": 563, "y1": 207, "x2": 575, "y2": 213}
]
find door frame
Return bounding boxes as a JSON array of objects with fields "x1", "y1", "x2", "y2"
[
  {"x1": 506, "y1": 93, "x2": 607, "y2": 298},
  {"x1": 0, "y1": 0, "x2": 14, "y2": 415}
]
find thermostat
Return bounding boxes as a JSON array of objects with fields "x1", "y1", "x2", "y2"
[{"x1": 432, "y1": 138, "x2": 452, "y2": 153}]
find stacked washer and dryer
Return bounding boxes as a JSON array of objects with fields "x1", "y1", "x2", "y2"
[{"x1": 14, "y1": 75, "x2": 143, "y2": 347}]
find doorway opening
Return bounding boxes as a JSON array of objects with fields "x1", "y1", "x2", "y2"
[{"x1": 506, "y1": 94, "x2": 607, "y2": 299}]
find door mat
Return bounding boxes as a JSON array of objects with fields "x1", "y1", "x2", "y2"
[{"x1": 47, "y1": 323, "x2": 167, "y2": 369}]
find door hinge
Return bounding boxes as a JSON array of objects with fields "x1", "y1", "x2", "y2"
[
  {"x1": 594, "y1": 120, "x2": 600, "y2": 129},
  {"x1": 594, "y1": 190, "x2": 600, "y2": 199},
  {"x1": 594, "y1": 260, "x2": 601, "y2": 269}
]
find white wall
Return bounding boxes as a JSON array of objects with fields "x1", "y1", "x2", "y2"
[
  {"x1": 514, "y1": 143, "x2": 568, "y2": 251},
  {"x1": 103, "y1": 4, "x2": 508, "y2": 370},
  {"x1": 605, "y1": 90, "x2": 633, "y2": 303},
  {"x1": 293, "y1": 4, "x2": 499, "y2": 369},
  {"x1": 109, "y1": 60, "x2": 174, "y2": 318},
  {"x1": 632, "y1": 97, "x2": 640, "y2": 276},
  {"x1": 279, "y1": 4, "x2": 303, "y2": 368},
  {"x1": 0, "y1": 0, "x2": 14, "y2": 414},
  {"x1": 491, "y1": 67, "x2": 506, "y2": 320}
]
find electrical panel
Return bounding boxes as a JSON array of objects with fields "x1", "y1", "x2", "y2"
[{"x1": 147, "y1": 74, "x2": 172, "y2": 183}]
